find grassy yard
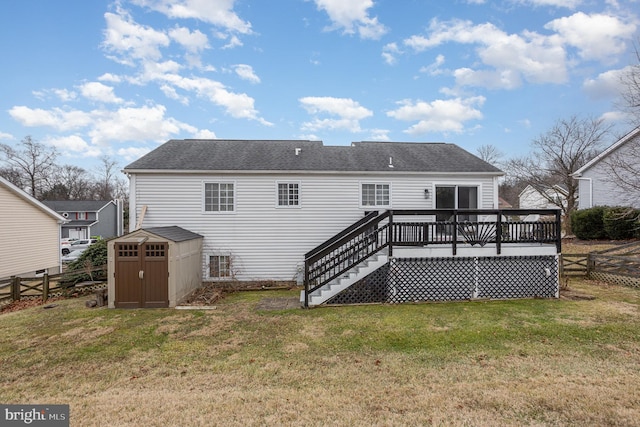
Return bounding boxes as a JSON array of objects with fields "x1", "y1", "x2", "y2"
[{"x1": 1, "y1": 278, "x2": 639, "y2": 426}]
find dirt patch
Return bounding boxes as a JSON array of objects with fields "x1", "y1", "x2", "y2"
[
  {"x1": 560, "y1": 289, "x2": 596, "y2": 301},
  {"x1": 0, "y1": 297, "x2": 65, "y2": 314}
]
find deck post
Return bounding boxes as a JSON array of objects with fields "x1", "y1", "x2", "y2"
[
  {"x1": 304, "y1": 262, "x2": 310, "y2": 308},
  {"x1": 452, "y1": 210, "x2": 458, "y2": 256},
  {"x1": 555, "y1": 210, "x2": 562, "y2": 253},
  {"x1": 388, "y1": 210, "x2": 394, "y2": 257},
  {"x1": 496, "y1": 213, "x2": 502, "y2": 255}
]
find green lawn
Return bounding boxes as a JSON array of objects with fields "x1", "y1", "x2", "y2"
[{"x1": 1, "y1": 280, "x2": 639, "y2": 426}]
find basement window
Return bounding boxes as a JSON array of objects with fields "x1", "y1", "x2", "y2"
[{"x1": 209, "y1": 255, "x2": 231, "y2": 278}]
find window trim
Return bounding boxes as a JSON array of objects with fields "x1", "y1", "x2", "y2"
[
  {"x1": 208, "y1": 254, "x2": 232, "y2": 279},
  {"x1": 202, "y1": 181, "x2": 236, "y2": 214},
  {"x1": 360, "y1": 182, "x2": 391, "y2": 208},
  {"x1": 275, "y1": 181, "x2": 301, "y2": 208},
  {"x1": 434, "y1": 183, "x2": 481, "y2": 209}
]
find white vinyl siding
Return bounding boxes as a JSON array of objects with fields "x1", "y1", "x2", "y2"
[{"x1": 131, "y1": 173, "x2": 497, "y2": 281}]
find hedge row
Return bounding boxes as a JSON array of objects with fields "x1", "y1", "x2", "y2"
[{"x1": 571, "y1": 206, "x2": 640, "y2": 240}]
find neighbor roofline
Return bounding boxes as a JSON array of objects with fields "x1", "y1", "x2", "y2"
[{"x1": 572, "y1": 126, "x2": 640, "y2": 177}]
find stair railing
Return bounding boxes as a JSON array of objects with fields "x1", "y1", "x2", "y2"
[{"x1": 304, "y1": 211, "x2": 390, "y2": 307}]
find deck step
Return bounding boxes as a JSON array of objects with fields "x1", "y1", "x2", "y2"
[{"x1": 303, "y1": 253, "x2": 388, "y2": 307}]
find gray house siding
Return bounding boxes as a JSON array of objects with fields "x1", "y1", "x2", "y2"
[{"x1": 574, "y1": 129, "x2": 640, "y2": 210}]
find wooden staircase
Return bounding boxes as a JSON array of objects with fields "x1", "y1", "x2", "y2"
[{"x1": 301, "y1": 251, "x2": 388, "y2": 307}]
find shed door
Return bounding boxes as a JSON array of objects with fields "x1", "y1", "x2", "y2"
[{"x1": 115, "y1": 242, "x2": 169, "y2": 308}]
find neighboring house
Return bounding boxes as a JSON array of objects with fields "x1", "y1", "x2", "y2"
[
  {"x1": 518, "y1": 184, "x2": 569, "y2": 210},
  {"x1": 572, "y1": 127, "x2": 640, "y2": 209},
  {"x1": 124, "y1": 139, "x2": 504, "y2": 283},
  {"x1": 0, "y1": 176, "x2": 67, "y2": 279},
  {"x1": 42, "y1": 200, "x2": 124, "y2": 240}
]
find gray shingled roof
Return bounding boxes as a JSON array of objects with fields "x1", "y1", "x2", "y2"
[
  {"x1": 124, "y1": 140, "x2": 503, "y2": 174},
  {"x1": 42, "y1": 200, "x2": 113, "y2": 212},
  {"x1": 144, "y1": 226, "x2": 203, "y2": 242}
]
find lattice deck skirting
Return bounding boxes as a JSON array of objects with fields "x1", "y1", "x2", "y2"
[
  {"x1": 589, "y1": 272, "x2": 640, "y2": 289},
  {"x1": 327, "y1": 255, "x2": 558, "y2": 305}
]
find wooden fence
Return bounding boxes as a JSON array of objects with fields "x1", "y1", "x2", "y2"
[
  {"x1": 561, "y1": 241, "x2": 640, "y2": 288},
  {"x1": 0, "y1": 265, "x2": 107, "y2": 307}
]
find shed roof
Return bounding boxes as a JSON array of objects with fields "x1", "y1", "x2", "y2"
[
  {"x1": 124, "y1": 139, "x2": 503, "y2": 174},
  {"x1": 143, "y1": 226, "x2": 203, "y2": 242}
]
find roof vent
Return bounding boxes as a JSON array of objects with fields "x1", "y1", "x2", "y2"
[
  {"x1": 388, "y1": 156, "x2": 394, "y2": 168},
  {"x1": 295, "y1": 148, "x2": 302, "y2": 156}
]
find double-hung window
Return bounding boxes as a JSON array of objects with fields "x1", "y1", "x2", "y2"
[
  {"x1": 277, "y1": 182, "x2": 299, "y2": 207},
  {"x1": 204, "y1": 182, "x2": 234, "y2": 212},
  {"x1": 361, "y1": 183, "x2": 390, "y2": 207}
]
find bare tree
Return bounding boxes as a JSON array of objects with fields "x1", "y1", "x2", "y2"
[
  {"x1": 476, "y1": 144, "x2": 504, "y2": 166},
  {"x1": 620, "y1": 41, "x2": 640, "y2": 123},
  {"x1": 93, "y1": 155, "x2": 119, "y2": 200},
  {"x1": 505, "y1": 115, "x2": 611, "y2": 234},
  {"x1": 40, "y1": 165, "x2": 94, "y2": 200},
  {"x1": 0, "y1": 136, "x2": 58, "y2": 198}
]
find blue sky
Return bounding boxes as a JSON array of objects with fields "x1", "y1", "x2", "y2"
[{"x1": 0, "y1": 0, "x2": 638, "y2": 172}]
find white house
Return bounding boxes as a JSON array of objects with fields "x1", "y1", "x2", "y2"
[
  {"x1": 573, "y1": 127, "x2": 640, "y2": 209},
  {"x1": 518, "y1": 184, "x2": 569, "y2": 210},
  {"x1": 0, "y1": 176, "x2": 67, "y2": 279},
  {"x1": 124, "y1": 139, "x2": 504, "y2": 282}
]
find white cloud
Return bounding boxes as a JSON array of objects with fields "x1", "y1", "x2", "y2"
[
  {"x1": 0, "y1": 132, "x2": 14, "y2": 140},
  {"x1": 233, "y1": 64, "x2": 261, "y2": 84},
  {"x1": 132, "y1": 0, "x2": 252, "y2": 34},
  {"x1": 313, "y1": 0, "x2": 387, "y2": 39},
  {"x1": 387, "y1": 97, "x2": 485, "y2": 135},
  {"x1": 404, "y1": 19, "x2": 569, "y2": 88},
  {"x1": 88, "y1": 104, "x2": 197, "y2": 146},
  {"x1": 545, "y1": 12, "x2": 636, "y2": 63},
  {"x1": 382, "y1": 43, "x2": 401, "y2": 65},
  {"x1": 159, "y1": 74, "x2": 271, "y2": 124},
  {"x1": 168, "y1": 26, "x2": 209, "y2": 52},
  {"x1": 516, "y1": 0, "x2": 582, "y2": 7},
  {"x1": 78, "y1": 82, "x2": 124, "y2": 104},
  {"x1": 300, "y1": 96, "x2": 373, "y2": 133},
  {"x1": 117, "y1": 146, "x2": 152, "y2": 161},
  {"x1": 98, "y1": 73, "x2": 122, "y2": 83},
  {"x1": 52, "y1": 89, "x2": 77, "y2": 102},
  {"x1": 368, "y1": 128, "x2": 390, "y2": 141},
  {"x1": 102, "y1": 9, "x2": 170, "y2": 65},
  {"x1": 193, "y1": 129, "x2": 217, "y2": 139},
  {"x1": 583, "y1": 66, "x2": 629, "y2": 100},
  {"x1": 9, "y1": 106, "x2": 93, "y2": 131},
  {"x1": 45, "y1": 135, "x2": 91, "y2": 153},
  {"x1": 420, "y1": 54, "x2": 446, "y2": 76}
]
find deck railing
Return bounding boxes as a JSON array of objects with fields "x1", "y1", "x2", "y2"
[{"x1": 303, "y1": 209, "x2": 561, "y2": 307}]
